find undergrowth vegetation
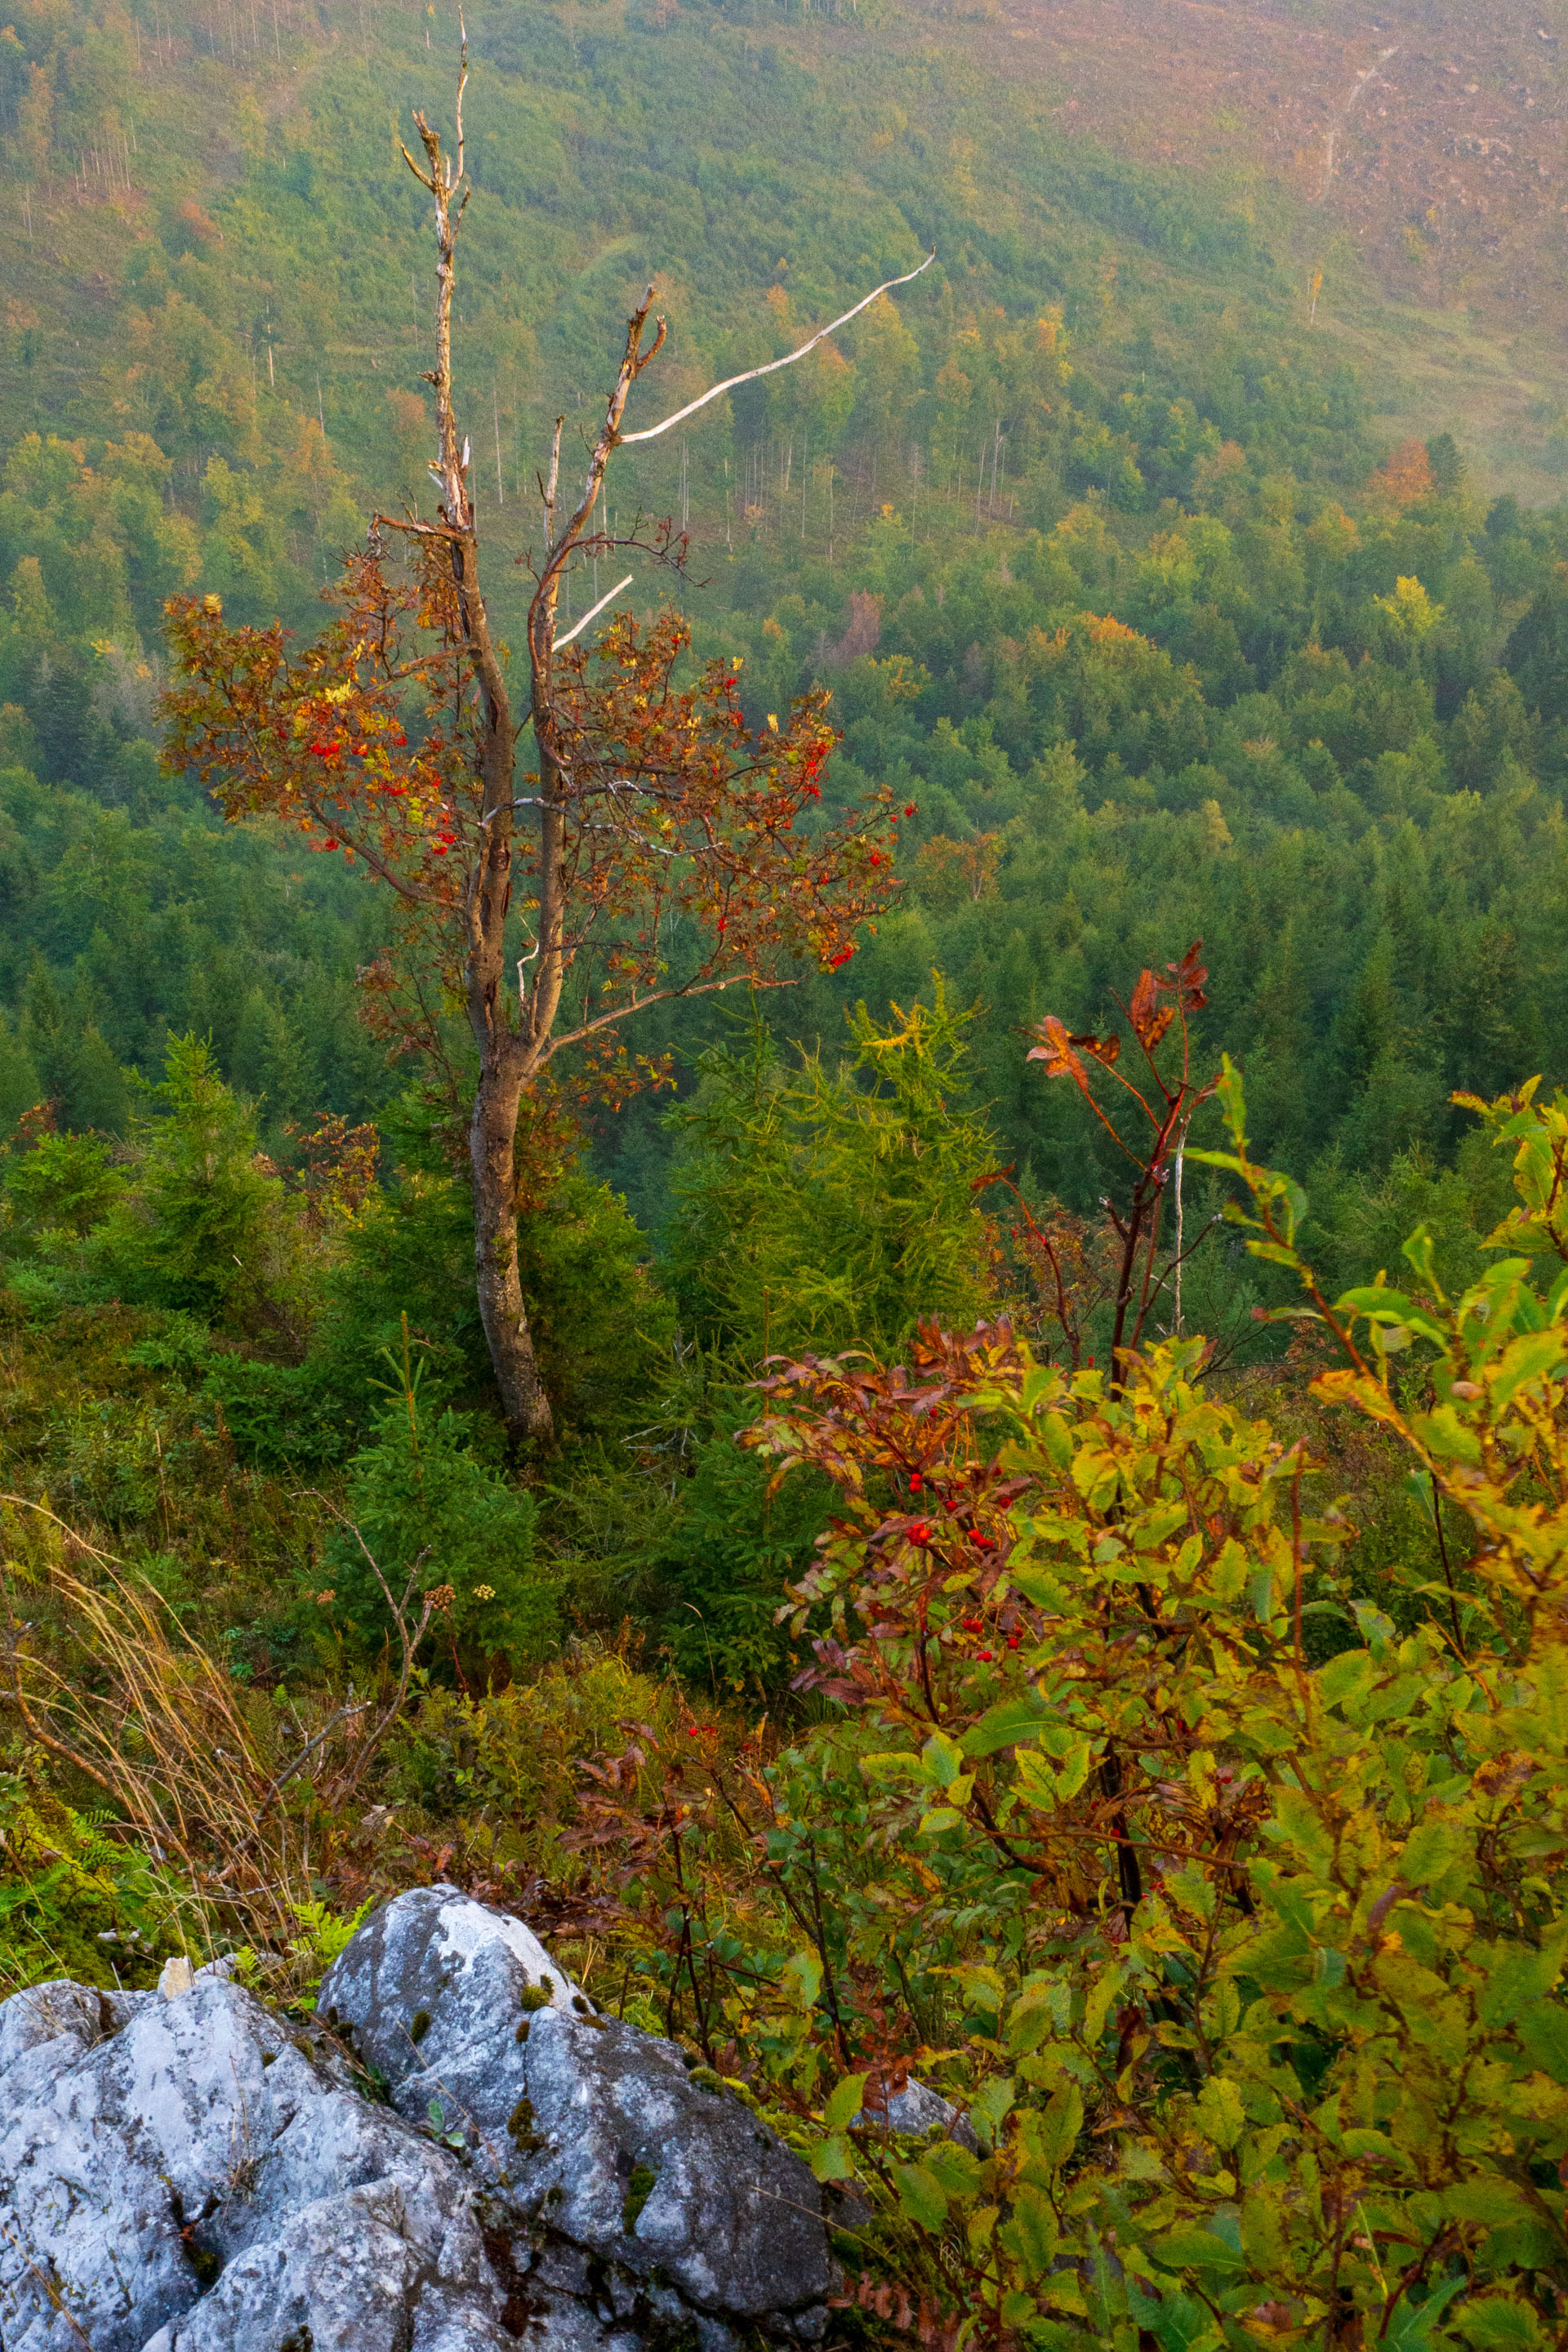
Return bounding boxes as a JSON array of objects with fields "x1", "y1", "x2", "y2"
[
  {"x1": 6, "y1": 9, "x2": 1568, "y2": 2345},
  {"x1": 7, "y1": 957, "x2": 1568, "y2": 2349}
]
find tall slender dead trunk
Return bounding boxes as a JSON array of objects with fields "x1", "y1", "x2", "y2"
[{"x1": 403, "y1": 79, "x2": 555, "y2": 1448}]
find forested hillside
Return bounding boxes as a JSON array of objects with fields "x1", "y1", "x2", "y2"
[
  {"x1": 5, "y1": 0, "x2": 1568, "y2": 1204},
  {"x1": 7, "y1": 3, "x2": 1568, "y2": 2344}
]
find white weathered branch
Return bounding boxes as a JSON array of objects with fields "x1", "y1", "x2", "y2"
[
  {"x1": 555, "y1": 572, "x2": 634, "y2": 648},
  {"x1": 617, "y1": 251, "x2": 936, "y2": 448}
]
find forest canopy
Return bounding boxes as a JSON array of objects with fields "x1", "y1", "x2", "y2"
[{"x1": 5, "y1": 0, "x2": 1568, "y2": 2344}]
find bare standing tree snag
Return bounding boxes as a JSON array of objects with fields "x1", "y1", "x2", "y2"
[{"x1": 162, "y1": 47, "x2": 932, "y2": 1449}]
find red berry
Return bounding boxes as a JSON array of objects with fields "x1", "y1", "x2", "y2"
[
  {"x1": 909, "y1": 1473, "x2": 922, "y2": 1493},
  {"x1": 904, "y1": 803, "x2": 916, "y2": 817},
  {"x1": 978, "y1": 1650, "x2": 994, "y2": 1663},
  {"x1": 911, "y1": 1522, "x2": 931, "y2": 1544},
  {"x1": 962, "y1": 1618, "x2": 982, "y2": 1633}
]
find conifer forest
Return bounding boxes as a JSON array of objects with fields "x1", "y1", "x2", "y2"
[{"x1": 6, "y1": 0, "x2": 1568, "y2": 2340}]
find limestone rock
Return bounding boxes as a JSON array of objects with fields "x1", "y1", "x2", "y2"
[
  {"x1": 0, "y1": 1971, "x2": 529, "y2": 2352},
  {"x1": 882, "y1": 2074, "x2": 978, "y2": 2149},
  {"x1": 319, "y1": 1886, "x2": 836, "y2": 2341},
  {"x1": 0, "y1": 1890, "x2": 840, "y2": 2351}
]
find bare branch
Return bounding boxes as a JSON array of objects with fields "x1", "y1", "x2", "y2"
[
  {"x1": 542, "y1": 418, "x2": 563, "y2": 537},
  {"x1": 556, "y1": 572, "x2": 635, "y2": 648},
  {"x1": 617, "y1": 251, "x2": 936, "y2": 448},
  {"x1": 541, "y1": 967, "x2": 800, "y2": 1061}
]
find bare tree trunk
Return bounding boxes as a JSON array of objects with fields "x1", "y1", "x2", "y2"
[
  {"x1": 403, "y1": 75, "x2": 555, "y2": 1450},
  {"x1": 470, "y1": 1049, "x2": 551, "y2": 1442}
]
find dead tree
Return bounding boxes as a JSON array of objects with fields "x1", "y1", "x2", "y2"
[{"x1": 164, "y1": 44, "x2": 933, "y2": 1448}]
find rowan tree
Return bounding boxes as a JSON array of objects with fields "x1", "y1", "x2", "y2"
[{"x1": 161, "y1": 51, "x2": 933, "y2": 1447}]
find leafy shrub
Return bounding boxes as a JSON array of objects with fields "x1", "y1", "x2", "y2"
[
  {"x1": 572, "y1": 1068, "x2": 1568, "y2": 2350},
  {"x1": 388, "y1": 1639, "x2": 675, "y2": 1857}
]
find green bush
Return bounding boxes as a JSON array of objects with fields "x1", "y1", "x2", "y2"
[
  {"x1": 93, "y1": 1035, "x2": 302, "y2": 1336},
  {"x1": 324, "y1": 1368, "x2": 555, "y2": 1668},
  {"x1": 2, "y1": 1130, "x2": 127, "y2": 1257},
  {"x1": 388, "y1": 1640, "x2": 676, "y2": 1855},
  {"x1": 575, "y1": 1069, "x2": 1568, "y2": 2350},
  {"x1": 0, "y1": 1769, "x2": 176, "y2": 1991},
  {"x1": 664, "y1": 982, "x2": 1000, "y2": 1369}
]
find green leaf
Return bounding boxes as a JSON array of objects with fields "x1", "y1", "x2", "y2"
[
  {"x1": 823, "y1": 2074, "x2": 866, "y2": 2132},
  {"x1": 1007, "y1": 2183, "x2": 1059, "y2": 2279},
  {"x1": 1400, "y1": 1818, "x2": 1472, "y2": 1888},
  {"x1": 1151, "y1": 2228, "x2": 1246, "y2": 2274},
  {"x1": 861, "y1": 1751, "x2": 924, "y2": 1786},
  {"x1": 1337, "y1": 1283, "x2": 1413, "y2": 1316},
  {"x1": 969, "y1": 2073, "x2": 1016, "y2": 2145},
  {"x1": 1339, "y1": 2128, "x2": 1414, "y2": 2171},
  {"x1": 1248, "y1": 1240, "x2": 1308, "y2": 1271},
  {"x1": 1477, "y1": 1936, "x2": 1566, "y2": 2029},
  {"x1": 782, "y1": 1948, "x2": 823, "y2": 2009},
  {"x1": 925, "y1": 2140, "x2": 983, "y2": 2198},
  {"x1": 1490, "y1": 1326, "x2": 1568, "y2": 1410},
  {"x1": 1194, "y1": 2076, "x2": 1245, "y2": 2152},
  {"x1": 808, "y1": 2132, "x2": 855, "y2": 2183},
  {"x1": 964, "y1": 1695, "x2": 1050, "y2": 1757},
  {"x1": 921, "y1": 1729, "x2": 965, "y2": 1788},
  {"x1": 1438, "y1": 2179, "x2": 1534, "y2": 2225},
  {"x1": 1383, "y1": 2277, "x2": 1469, "y2": 2352},
  {"x1": 1516, "y1": 1998, "x2": 1568, "y2": 2082},
  {"x1": 1036, "y1": 2078, "x2": 1084, "y2": 2169},
  {"x1": 1316, "y1": 1649, "x2": 1376, "y2": 1709},
  {"x1": 1455, "y1": 2295, "x2": 1549, "y2": 2352},
  {"x1": 1040, "y1": 1411, "x2": 1074, "y2": 1469},
  {"x1": 893, "y1": 2161, "x2": 949, "y2": 2232},
  {"x1": 1083, "y1": 1967, "x2": 1120, "y2": 2049}
]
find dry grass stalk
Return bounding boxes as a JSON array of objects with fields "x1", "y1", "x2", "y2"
[{"x1": 0, "y1": 1494, "x2": 443, "y2": 1953}]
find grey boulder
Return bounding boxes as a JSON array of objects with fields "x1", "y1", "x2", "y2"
[
  {"x1": 0, "y1": 1888, "x2": 839, "y2": 2351},
  {"x1": 0, "y1": 1971, "x2": 525, "y2": 2352},
  {"x1": 319, "y1": 1886, "x2": 836, "y2": 2341}
]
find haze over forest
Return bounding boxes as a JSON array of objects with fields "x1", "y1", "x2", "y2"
[{"x1": 4, "y1": 2, "x2": 1568, "y2": 2344}]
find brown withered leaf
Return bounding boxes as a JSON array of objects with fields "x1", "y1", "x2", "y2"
[
  {"x1": 1157, "y1": 938, "x2": 1209, "y2": 1011},
  {"x1": 1025, "y1": 1013, "x2": 1087, "y2": 1080},
  {"x1": 1129, "y1": 967, "x2": 1159, "y2": 1033},
  {"x1": 1471, "y1": 1750, "x2": 1535, "y2": 1802}
]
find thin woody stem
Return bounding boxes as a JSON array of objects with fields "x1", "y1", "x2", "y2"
[{"x1": 617, "y1": 251, "x2": 936, "y2": 447}]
